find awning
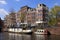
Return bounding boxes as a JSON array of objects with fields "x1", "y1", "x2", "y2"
[
  {"x1": 20, "y1": 23, "x2": 27, "y2": 24},
  {"x1": 36, "y1": 21, "x2": 44, "y2": 23}
]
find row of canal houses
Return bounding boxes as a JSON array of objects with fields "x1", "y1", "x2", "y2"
[{"x1": 4, "y1": 4, "x2": 49, "y2": 34}]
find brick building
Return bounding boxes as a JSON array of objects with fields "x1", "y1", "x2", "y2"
[
  {"x1": 5, "y1": 4, "x2": 48, "y2": 28},
  {"x1": 36, "y1": 4, "x2": 48, "y2": 28},
  {"x1": 17, "y1": 4, "x2": 48, "y2": 28},
  {"x1": 4, "y1": 12, "x2": 16, "y2": 27},
  {"x1": 17, "y1": 6, "x2": 31, "y2": 27},
  {"x1": 27, "y1": 8, "x2": 36, "y2": 26}
]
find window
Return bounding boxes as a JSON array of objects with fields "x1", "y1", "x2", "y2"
[
  {"x1": 38, "y1": 10, "x2": 43, "y2": 12},
  {"x1": 41, "y1": 31, "x2": 43, "y2": 32},
  {"x1": 57, "y1": 12, "x2": 60, "y2": 18},
  {"x1": 38, "y1": 14, "x2": 42, "y2": 16},
  {"x1": 40, "y1": 4, "x2": 41, "y2": 6}
]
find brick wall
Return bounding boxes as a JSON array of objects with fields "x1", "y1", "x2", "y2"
[{"x1": 46, "y1": 27, "x2": 60, "y2": 35}]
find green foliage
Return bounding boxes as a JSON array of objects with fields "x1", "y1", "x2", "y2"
[
  {"x1": 20, "y1": 13, "x2": 26, "y2": 23},
  {"x1": 48, "y1": 18, "x2": 57, "y2": 26},
  {"x1": 48, "y1": 6, "x2": 60, "y2": 26}
]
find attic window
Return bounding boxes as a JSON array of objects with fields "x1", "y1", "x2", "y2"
[{"x1": 40, "y1": 4, "x2": 41, "y2": 6}]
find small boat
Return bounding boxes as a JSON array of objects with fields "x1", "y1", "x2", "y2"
[{"x1": 34, "y1": 29, "x2": 48, "y2": 35}]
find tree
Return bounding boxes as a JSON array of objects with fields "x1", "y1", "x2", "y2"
[
  {"x1": 20, "y1": 13, "x2": 27, "y2": 29},
  {"x1": 0, "y1": 18, "x2": 4, "y2": 32},
  {"x1": 48, "y1": 6, "x2": 60, "y2": 26},
  {"x1": 20, "y1": 13, "x2": 26, "y2": 23}
]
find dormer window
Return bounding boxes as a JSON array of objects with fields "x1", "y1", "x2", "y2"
[{"x1": 40, "y1": 4, "x2": 41, "y2": 6}]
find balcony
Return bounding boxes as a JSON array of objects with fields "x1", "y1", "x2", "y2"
[{"x1": 36, "y1": 21, "x2": 46, "y2": 23}]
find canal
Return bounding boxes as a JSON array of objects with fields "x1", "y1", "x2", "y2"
[{"x1": 0, "y1": 32, "x2": 60, "y2": 40}]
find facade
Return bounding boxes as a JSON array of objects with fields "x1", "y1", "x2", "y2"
[
  {"x1": 17, "y1": 6, "x2": 31, "y2": 27},
  {"x1": 36, "y1": 4, "x2": 48, "y2": 28},
  {"x1": 4, "y1": 12, "x2": 16, "y2": 27},
  {"x1": 19, "y1": 6, "x2": 30, "y2": 23},
  {"x1": 17, "y1": 6, "x2": 36, "y2": 27},
  {"x1": 4, "y1": 15, "x2": 9, "y2": 27},
  {"x1": 5, "y1": 4, "x2": 48, "y2": 28},
  {"x1": 27, "y1": 8, "x2": 36, "y2": 26}
]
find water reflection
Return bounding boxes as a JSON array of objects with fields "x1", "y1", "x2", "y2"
[
  {"x1": 34, "y1": 35, "x2": 47, "y2": 40},
  {"x1": 0, "y1": 32, "x2": 9, "y2": 40},
  {"x1": 0, "y1": 32, "x2": 60, "y2": 40},
  {"x1": 9, "y1": 33, "x2": 31, "y2": 40}
]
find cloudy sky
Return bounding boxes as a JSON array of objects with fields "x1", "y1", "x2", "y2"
[{"x1": 0, "y1": 0, "x2": 60, "y2": 20}]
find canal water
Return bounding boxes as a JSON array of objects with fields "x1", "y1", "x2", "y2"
[{"x1": 0, "y1": 32, "x2": 60, "y2": 40}]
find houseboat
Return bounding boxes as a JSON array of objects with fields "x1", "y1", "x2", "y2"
[
  {"x1": 34, "y1": 29, "x2": 48, "y2": 35},
  {"x1": 7, "y1": 28, "x2": 32, "y2": 34},
  {"x1": 7, "y1": 23, "x2": 33, "y2": 34}
]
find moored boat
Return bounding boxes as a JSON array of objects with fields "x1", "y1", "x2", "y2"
[
  {"x1": 21, "y1": 29, "x2": 32, "y2": 34},
  {"x1": 34, "y1": 29, "x2": 48, "y2": 35},
  {"x1": 7, "y1": 28, "x2": 32, "y2": 34}
]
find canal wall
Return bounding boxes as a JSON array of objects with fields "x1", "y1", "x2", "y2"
[{"x1": 46, "y1": 27, "x2": 60, "y2": 35}]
